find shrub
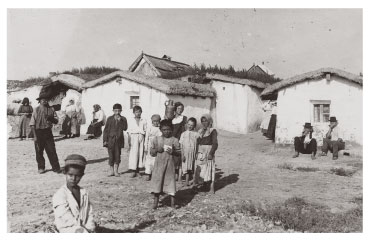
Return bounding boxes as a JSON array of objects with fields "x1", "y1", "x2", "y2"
[
  {"x1": 295, "y1": 167, "x2": 319, "y2": 172},
  {"x1": 277, "y1": 163, "x2": 294, "y2": 170},
  {"x1": 330, "y1": 168, "x2": 356, "y2": 177}
]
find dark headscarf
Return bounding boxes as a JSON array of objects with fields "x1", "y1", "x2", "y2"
[{"x1": 22, "y1": 97, "x2": 29, "y2": 106}]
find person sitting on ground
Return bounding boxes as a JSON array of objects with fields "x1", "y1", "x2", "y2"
[
  {"x1": 103, "y1": 103, "x2": 128, "y2": 177},
  {"x1": 320, "y1": 116, "x2": 345, "y2": 160},
  {"x1": 85, "y1": 104, "x2": 105, "y2": 140},
  {"x1": 292, "y1": 123, "x2": 317, "y2": 160},
  {"x1": 52, "y1": 154, "x2": 96, "y2": 233},
  {"x1": 150, "y1": 119, "x2": 181, "y2": 209}
]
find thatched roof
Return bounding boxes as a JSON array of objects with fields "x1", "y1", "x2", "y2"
[
  {"x1": 129, "y1": 53, "x2": 194, "y2": 79},
  {"x1": 83, "y1": 71, "x2": 215, "y2": 98},
  {"x1": 50, "y1": 74, "x2": 86, "y2": 91},
  {"x1": 205, "y1": 73, "x2": 269, "y2": 89},
  {"x1": 261, "y1": 68, "x2": 363, "y2": 96}
]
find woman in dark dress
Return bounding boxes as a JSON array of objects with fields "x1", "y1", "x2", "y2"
[
  {"x1": 18, "y1": 97, "x2": 33, "y2": 140},
  {"x1": 171, "y1": 102, "x2": 187, "y2": 181}
]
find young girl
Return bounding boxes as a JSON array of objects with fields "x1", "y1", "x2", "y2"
[
  {"x1": 53, "y1": 154, "x2": 96, "y2": 233},
  {"x1": 150, "y1": 119, "x2": 181, "y2": 209},
  {"x1": 144, "y1": 114, "x2": 162, "y2": 181},
  {"x1": 179, "y1": 117, "x2": 199, "y2": 186},
  {"x1": 127, "y1": 106, "x2": 147, "y2": 178},
  {"x1": 194, "y1": 114, "x2": 218, "y2": 194}
]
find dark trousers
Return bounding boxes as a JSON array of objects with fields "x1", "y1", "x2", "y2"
[
  {"x1": 87, "y1": 120, "x2": 103, "y2": 137},
  {"x1": 294, "y1": 137, "x2": 317, "y2": 155},
  {"x1": 34, "y1": 128, "x2": 60, "y2": 171},
  {"x1": 322, "y1": 138, "x2": 345, "y2": 158},
  {"x1": 108, "y1": 143, "x2": 121, "y2": 166}
]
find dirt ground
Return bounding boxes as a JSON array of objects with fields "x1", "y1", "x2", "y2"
[{"x1": 7, "y1": 130, "x2": 362, "y2": 233}]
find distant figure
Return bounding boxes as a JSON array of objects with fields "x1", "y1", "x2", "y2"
[
  {"x1": 260, "y1": 100, "x2": 273, "y2": 134},
  {"x1": 30, "y1": 91, "x2": 61, "y2": 174},
  {"x1": 127, "y1": 106, "x2": 147, "y2": 178},
  {"x1": 172, "y1": 102, "x2": 187, "y2": 181},
  {"x1": 85, "y1": 104, "x2": 105, "y2": 140},
  {"x1": 266, "y1": 101, "x2": 277, "y2": 141},
  {"x1": 179, "y1": 117, "x2": 199, "y2": 186},
  {"x1": 62, "y1": 99, "x2": 80, "y2": 138},
  {"x1": 103, "y1": 104, "x2": 128, "y2": 177},
  {"x1": 320, "y1": 117, "x2": 345, "y2": 160},
  {"x1": 53, "y1": 154, "x2": 96, "y2": 233},
  {"x1": 292, "y1": 123, "x2": 317, "y2": 160},
  {"x1": 18, "y1": 97, "x2": 33, "y2": 140},
  {"x1": 144, "y1": 114, "x2": 162, "y2": 181},
  {"x1": 194, "y1": 114, "x2": 218, "y2": 194},
  {"x1": 150, "y1": 119, "x2": 181, "y2": 209}
]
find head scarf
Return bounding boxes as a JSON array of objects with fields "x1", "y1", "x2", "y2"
[
  {"x1": 198, "y1": 114, "x2": 214, "y2": 138},
  {"x1": 93, "y1": 104, "x2": 101, "y2": 112},
  {"x1": 22, "y1": 97, "x2": 30, "y2": 105}
]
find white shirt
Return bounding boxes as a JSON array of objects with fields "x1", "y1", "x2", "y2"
[
  {"x1": 93, "y1": 110, "x2": 104, "y2": 122},
  {"x1": 127, "y1": 117, "x2": 147, "y2": 134},
  {"x1": 172, "y1": 115, "x2": 184, "y2": 125},
  {"x1": 330, "y1": 126, "x2": 344, "y2": 141}
]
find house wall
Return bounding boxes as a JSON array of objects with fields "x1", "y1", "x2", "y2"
[
  {"x1": 211, "y1": 81, "x2": 248, "y2": 133},
  {"x1": 80, "y1": 78, "x2": 213, "y2": 134},
  {"x1": 275, "y1": 76, "x2": 362, "y2": 146}
]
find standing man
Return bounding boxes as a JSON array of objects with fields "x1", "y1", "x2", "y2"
[
  {"x1": 321, "y1": 116, "x2": 345, "y2": 160},
  {"x1": 30, "y1": 91, "x2": 62, "y2": 174}
]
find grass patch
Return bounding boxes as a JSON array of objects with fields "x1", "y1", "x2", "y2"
[
  {"x1": 330, "y1": 168, "x2": 356, "y2": 177},
  {"x1": 237, "y1": 197, "x2": 362, "y2": 232},
  {"x1": 295, "y1": 167, "x2": 319, "y2": 172},
  {"x1": 277, "y1": 163, "x2": 294, "y2": 170},
  {"x1": 347, "y1": 162, "x2": 363, "y2": 170}
]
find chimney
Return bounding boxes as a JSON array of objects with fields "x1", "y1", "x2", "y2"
[{"x1": 162, "y1": 55, "x2": 172, "y2": 61}]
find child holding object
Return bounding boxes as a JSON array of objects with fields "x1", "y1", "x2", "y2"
[
  {"x1": 52, "y1": 154, "x2": 96, "y2": 233},
  {"x1": 103, "y1": 103, "x2": 128, "y2": 177},
  {"x1": 144, "y1": 114, "x2": 162, "y2": 181},
  {"x1": 150, "y1": 119, "x2": 181, "y2": 209},
  {"x1": 179, "y1": 117, "x2": 199, "y2": 186}
]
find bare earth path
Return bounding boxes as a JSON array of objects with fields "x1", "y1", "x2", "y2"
[{"x1": 7, "y1": 131, "x2": 362, "y2": 232}]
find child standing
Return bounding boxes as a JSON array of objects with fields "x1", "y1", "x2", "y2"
[
  {"x1": 103, "y1": 104, "x2": 128, "y2": 177},
  {"x1": 144, "y1": 114, "x2": 162, "y2": 181},
  {"x1": 150, "y1": 119, "x2": 181, "y2": 209},
  {"x1": 53, "y1": 154, "x2": 96, "y2": 233},
  {"x1": 179, "y1": 118, "x2": 199, "y2": 186},
  {"x1": 127, "y1": 106, "x2": 147, "y2": 178}
]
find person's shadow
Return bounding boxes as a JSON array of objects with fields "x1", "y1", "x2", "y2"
[
  {"x1": 87, "y1": 157, "x2": 108, "y2": 165},
  {"x1": 96, "y1": 220, "x2": 156, "y2": 233}
]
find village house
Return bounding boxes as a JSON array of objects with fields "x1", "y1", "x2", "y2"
[
  {"x1": 205, "y1": 73, "x2": 268, "y2": 134},
  {"x1": 247, "y1": 62, "x2": 275, "y2": 77},
  {"x1": 80, "y1": 70, "x2": 215, "y2": 134},
  {"x1": 128, "y1": 52, "x2": 194, "y2": 79},
  {"x1": 260, "y1": 68, "x2": 363, "y2": 146}
]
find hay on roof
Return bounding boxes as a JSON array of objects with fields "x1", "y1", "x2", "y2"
[
  {"x1": 83, "y1": 71, "x2": 215, "y2": 98},
  {"x1": 261, "y1": 68, "x2": 363, "y2": 96}
]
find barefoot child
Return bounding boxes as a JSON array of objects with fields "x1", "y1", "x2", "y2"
[
  {"x1": 103, "y1": 103, "x2": 128, "y2": 177},
  {"x1": 144, "y1": 114, "x2": 162, "y2": 181},
  {"x1": 53, "y1": 154, "x2": 96, "y2": 233},
  {"x1": 127, "y1": 106, "x2": 147, "y2": 178},
  {"x1": 179, "y1": 117, "x2": 199, "y2": 186},
  {"x1": 194, "y1": 114, "x2": 218, "y2": 194},
  {"x1": 150, "y1": 119, "x2": 181, "y2": 209}
]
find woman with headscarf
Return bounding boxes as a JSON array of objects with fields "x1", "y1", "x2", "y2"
[
  {"x1": 85, "y1": 104, "x2": 105, "y2": 140},
  {"x1": 18, "y1": 97, "x2": 33, "y2": 140},
  {"x1": 193, "y1": 114, "x2": 218, "y2": 194},
  {"x1": 62, "y1": 99, "x2": 80, "y2": 138},
  {"x1": 172, "y1": 102, "x2": 187, "y2": 181}
]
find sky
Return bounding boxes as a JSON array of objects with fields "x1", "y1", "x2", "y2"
[{"x1": 7, "y1": 8, "x2": 362, "y2": 80}]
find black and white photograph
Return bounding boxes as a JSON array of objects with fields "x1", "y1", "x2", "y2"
[{"x1": 3, "y1": 3, "x2": 366, "y2": 236}]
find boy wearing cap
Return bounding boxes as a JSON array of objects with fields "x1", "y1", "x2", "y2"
[
  {"x1": 292, "y1": 123, "x2": 317, "y2": 160},
  {"x1": 321, "y1": 116, "x2": 345, "y2": 160},
  {"x1": 103, "y1": 103, "x2": 128, "y2": 177},
  {"x1": 30, "y1": 91, "x2": 61, "y2": 174},
  {"x1": 52, "y1": 154, "x2": 96, "y2": 233}
]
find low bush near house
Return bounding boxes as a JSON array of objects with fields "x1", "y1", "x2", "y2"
[
  {"x1": 295, "y1": 167, "x2": 319, "y2": 172},
  {"x1": 330, "y1": 168, "x2": 356, "y2": 177}
]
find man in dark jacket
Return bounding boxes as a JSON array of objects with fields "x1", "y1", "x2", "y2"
[{"x1": 103, "y1": 103, "x2": 128, "y2": 177}]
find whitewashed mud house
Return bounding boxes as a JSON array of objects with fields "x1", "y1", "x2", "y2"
[
  {"x1": 205, "y1": 73, "x2": 268, "y2": 134},
  {"x1": 261, "y1": 68, "x2": 363, "y2": 146},
  {"x1": 80, "y1": 71, "x2": 215, "y2": 134}
]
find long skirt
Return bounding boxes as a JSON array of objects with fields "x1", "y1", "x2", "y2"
[
  {"x1": 86, "y1": 120, "x2": 103, "y2": 137},
  {"x1": 19, "y1": 115, "x2": 31, "y2": 138},
  {"x1": 266, "y1": 114, "x2": 277, "y2": 141},
  {"x1": 194, "y1": 145, "x2": 215, "y2": 183},
  {"x1": 128, "y1": 133, "x2": 145, "y2": 170},
  {"x1": 62, "y1": 115, "x2": 79, "y2": 135}
]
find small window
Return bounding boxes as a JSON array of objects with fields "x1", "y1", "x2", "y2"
[
  {"x1": 312, "y1": 101, "x2": 330, "y2": 123},
  {"x1": 130, "y1": 96, "x2": 140, "y2": 109}
]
